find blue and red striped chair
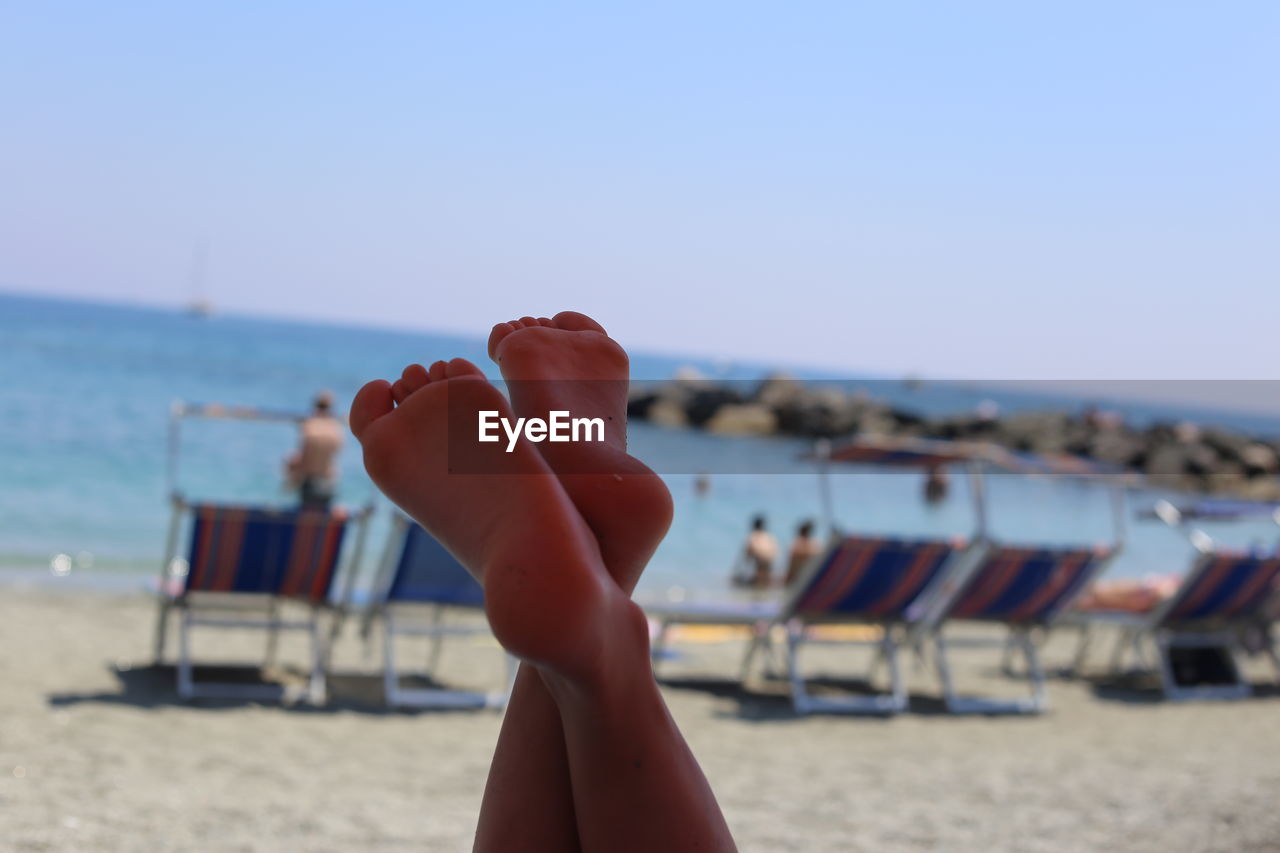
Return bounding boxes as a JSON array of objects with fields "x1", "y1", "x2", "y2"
[
  {"x1": 153, "y1": 501, "x2": 370, "y2": 703},
  {"x1": 646, "y1": 535, "x2": 967, "y2": 714},
  {"x1": 912, "y1": 543, "x2": 1116, "y2": 713},
  {"x1": 1073, "y1": 547, "x2": 1280, "y2": 700}
]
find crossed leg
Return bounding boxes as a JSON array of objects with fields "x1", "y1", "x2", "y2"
[
  {"x1": 350, "y1": 346, "x2": 733, "y2": 852},
  {"x1": 475, "y1": 313, "x2": 679, "y2": 850}
]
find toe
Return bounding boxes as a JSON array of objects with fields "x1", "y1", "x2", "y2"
[
  {"x1": 552, "y1": 311, "x2": 607, "y2": 335},
  {"x1": 428, "y1": 360, "x2": 449, "y2": 382},
  {"x1": 401, "y1": 363, "x2": 429, "y2": 393},
  {"x1": 445, "y1": 357, "x2": 485, "y2": 378},
  {"x1": 349, "y1": 380, "x2": 394, "y2": 441},
  {"x1": 536, "y1": 317, "x2": 554, "y2": 326},
  {"x1": 518, "y1": 316, "x2": 539, "y2": 328},
  {"x1": 487, "y1": 322, "x2": 516, "y2": 360},
  {"x1": 390, "y1": 379, "x2": 410, "y2": 404}
]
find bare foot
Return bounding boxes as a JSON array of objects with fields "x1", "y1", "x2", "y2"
[
  {"x1": 349, "y1": 357, "x2": 640, "y2": 674},
  {"x1": 488, "y1": 312, "x2": 673, "y2": 593}
]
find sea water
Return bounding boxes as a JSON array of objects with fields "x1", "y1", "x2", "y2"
[{"x1": 2, "y1": 292, "x2": 1278, "y2": 596}]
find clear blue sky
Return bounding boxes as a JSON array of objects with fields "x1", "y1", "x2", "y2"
[{"x1": 2, "y1": 2, "x2": 1276, "y2": 381}]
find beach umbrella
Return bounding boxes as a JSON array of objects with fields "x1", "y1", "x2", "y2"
[
  {"x1": 1136, "y1": 497, "x2": 1280, "y2": 553},
  {"x1": 1138, "y1": 498, "x2": 1280, "y2": 524},
  {"x1": 164, "y1": 400, "x2": 315, "y2": 501}
]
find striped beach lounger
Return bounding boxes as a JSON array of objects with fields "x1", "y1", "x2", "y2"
[
  {"x1": 646, "y1": 535, "x2": 967, "y2": 714},
  {"x1": 1071, "y1": 547, "x2": 1280, "y2": 700},
  {"x1": 360, "y1": 515, "x2": 514, "y2": 709},
  {"x1": 153, "y1": 501, "x2": 370, "y2": 703},
  {"x1": 912, "y1": 543, "x2": 1117, "y2": 714}
]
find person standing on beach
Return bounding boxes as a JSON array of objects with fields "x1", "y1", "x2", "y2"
[{"x1": 284, "y1": 390, "x2": 344, "y2": 510}]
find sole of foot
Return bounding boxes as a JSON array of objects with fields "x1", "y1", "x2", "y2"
[
  {"x1": 350, "y1": 356, "x2": 636, "y2": 675},
  {"x1": 488, "y1": 312, "x2": 673, "y2": 592}
]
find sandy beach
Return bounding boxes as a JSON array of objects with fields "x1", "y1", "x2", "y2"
[{"x1": 3, "y1": 583, "x2": 1278, "y2": 852}]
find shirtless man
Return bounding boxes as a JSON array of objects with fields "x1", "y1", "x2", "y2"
[
  {"x1": 349, "y1": 312, "x2": 735, "y2": 852},
  {"x1": 285, "y1": 391, "x2": 344, "y2": 510},
  {"x1": 784, "y1": 519, "x2": 823, "y2": 586},
  {"x1": 733, "y1": 515, "x2": 778, "y2": 588}
]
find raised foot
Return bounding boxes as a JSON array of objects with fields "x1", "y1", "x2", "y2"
[
  {"x1": 487, "y1": 311, "x2": 673, "y2": 593},
  {"x1": 349, "y1": 356, "x2": 620, "y2": 674}
]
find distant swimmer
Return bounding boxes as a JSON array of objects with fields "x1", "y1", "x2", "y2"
[
  {"x1": 694, "y1": 472, "x2": 711, "y2": 497},
  {"x1": 784, "y1": 519, "x2": 823, "y2": 586},
  {"x1": 285, "y1": 390, "x2": 344, "y2": 510},
  {"x1": 924, "y1": 462, "x2": 950, "y2": 504},
  {"x1": 732, "y1": 514, "x2": 778, "y2": 589}
]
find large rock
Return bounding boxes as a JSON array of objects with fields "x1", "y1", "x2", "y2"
[
  {"x1": 931, "y1": 415, "x2": 1001, "y2": 441},
  {"x1": 704, "y1": 403, "x2": 778, "y2": 436},
  {"x1": 753, "y1": 372, "x2": 803, "y2": 408},
  {"x1": 1088, "y1": 430, "x2": 1146, "y2": 468},
  {"x1": 1143, "y1": 440, "x2": 1221, "y2": 491},
  {"x1": 996, "y1": 412, "x2": 1071, "y2": 454},
  {"x1": 1238, "y1": 476, "x2": 1280, "y2": 501},
  {"x1": 624, "y1": 375, "x2": 1280, "y2": 500},
  {"x1": 684, "y1": 387, "x2": 746, "y2": 427},
  {"x1": 768, "y1": 386, "x2": 867, "y2": 438},
  {"x1": 646, "y1": 398, "x2": 690, "y2": 428},
  {"x1": 1241, "y1": 443, "x2": 1279, "y2": 476}
]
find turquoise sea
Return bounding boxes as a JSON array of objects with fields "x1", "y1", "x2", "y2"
[{"x1": 3, "y1": 291, "x2": 1279, "y2": 596}]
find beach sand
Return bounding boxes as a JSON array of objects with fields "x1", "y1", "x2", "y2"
[{"x1": 3, "y1": 585, "x2": 1278, "y2": 852}]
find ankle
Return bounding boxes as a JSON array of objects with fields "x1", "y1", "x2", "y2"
[{"x1": 539, "y1": 596, "x2": 653, "y2": 700}]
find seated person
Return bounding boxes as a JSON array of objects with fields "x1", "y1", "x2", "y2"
[
  {"x1": 1075, "y1": 574, "x2": 1181, "y2": 613},
  {"x1": 784, "y1": 519, "x2": 823, "y2": 586},
  {"x1": 731, "y1": 515, "x2": 777, "y2": 588}
]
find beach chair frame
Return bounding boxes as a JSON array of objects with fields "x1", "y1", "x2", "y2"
[
  {"x1": 649, "y1": 535, "x2": 969, "y2": 715},
  {"x1": 362, "y1": 515, "x2": 515, "y2": 710},
  {"x1": 153, "y1": 498, "x2": 372, "y2": 704},
  {"x1": 782, "y1": 619, "x2": 908, "y2": 715},
  {"x1": 911, "y1": 541, "x2": 1118, "y2": 714},
  {"x1": 1071, "y1": 540, "x2": 1280, "y2": 700}
]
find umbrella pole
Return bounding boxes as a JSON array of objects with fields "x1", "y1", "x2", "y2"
[
  {"x1": 166, "y1": 400, "x2": 183, "y2": 501},
  {"x1": 1109, "y1": 480, "x2": 1128, "y2": 551},
  {"x1": 815, "y1": 439, "x2": 836, "y2": 537},
  {"x1": 967, "y1": 459, "x2": 988, "y2": 541}
]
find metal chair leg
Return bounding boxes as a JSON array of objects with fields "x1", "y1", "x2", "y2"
[
  {"x1": 263, "y1": 599, "x2": 281, "y2": 668},
  {"x1": 383, "y1": 612, "x2": 399, "y2": 705},
  {"x1": 738, "y1": 629, "x2": 766, "y2": 683},
  {"x1": 650, "y1": 620, "x2": 672, "y2": 676},
  {"x1": 1019, "y1": 630, "x2": 1047, "y2": 711},
  {"x1": 177, "y1": 608, "x2": 194, "y2": 699},
  {"x1": 425, "y1": 605, "x2": 445, "y2": 676},
  {"x1": 154, "y1": 601, "x2": 172, "y2": 664},
  {"x1": 883, "y1": 630, "x2": 905, "y2": 710},
  {"x1": 933, "y1": 630, "x2": 956, "y2": 706},
  {"x1": 1000, "y1": 633, "x2": 1018, "y2": 676},
  {"x1": 1070, "y1": 623, "x2": 1094, "y2": 676},
  {"x1": 786, "y1": 629, "x2": 809, "y2": 712},
  {"x1": 1109, "y1": 627, "x2": 1133, "y2": 674},
  {"x1": 307, "y1": 612, "x2": 326, "y2": 705}
]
